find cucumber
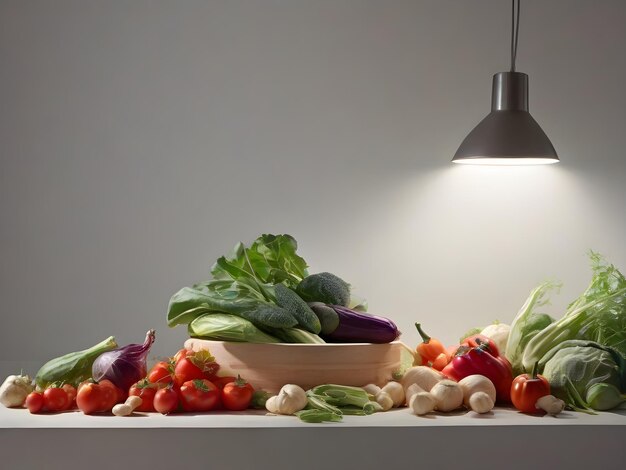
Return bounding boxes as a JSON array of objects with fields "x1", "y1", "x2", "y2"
[
  {"x1": 274, "y1": 284, "x2": 322, "y2": 334},
  {"x1": 308, "y1": 302, "x2": 340, "y2": 335}
]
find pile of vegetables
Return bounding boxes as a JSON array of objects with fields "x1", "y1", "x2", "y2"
[
  {"x1": 3, "y1": 331, "x2": 265, "y2": 415},
  {"x1": 9, "y1": 331, "x2": 158, "y2": 414},
  {"x1": 402, "y1": 252, "x2": 625, "y2": 415},
  {"x1": 137, "y1": 348, "x2": 257, "y2": 414},
  {"x1": 505, "y1": 253, "x2": 626, "y2": 412},
  {"x1": 3, "y1": 242, "x2": 625, "y2": 422},
  {"x1": 168, "y1": 234, "x2": 399, "y2": 344}
]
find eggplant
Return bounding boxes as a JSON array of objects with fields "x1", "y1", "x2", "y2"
[{"x1": 309, "y1": 303, "x2": 400, "y2": 344}]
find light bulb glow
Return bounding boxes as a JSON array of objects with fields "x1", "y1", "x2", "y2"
[{"x1": 452, "y1": 157, "x2": 559, "y2": 166}]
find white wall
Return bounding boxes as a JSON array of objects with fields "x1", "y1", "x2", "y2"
[{"x1": 1, "y1": 0, "x2": 625, "y2": 375}]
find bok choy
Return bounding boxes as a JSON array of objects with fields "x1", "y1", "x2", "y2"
[{"x1": 520, "y1": 253, "x2": 626, "y2": 372}]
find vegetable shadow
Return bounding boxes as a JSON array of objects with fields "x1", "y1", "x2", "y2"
[{"x1": 465, "y1": 410, "x2": 495, "y2": 419}]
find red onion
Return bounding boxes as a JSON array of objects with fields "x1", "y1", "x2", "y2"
[{"x1": 92, "y1": 330, "x2": 155, "y2": 391}]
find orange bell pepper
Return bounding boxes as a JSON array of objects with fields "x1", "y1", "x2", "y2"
[{"x1": 415, "y1": 323, "x2": 447, "y2": 365}]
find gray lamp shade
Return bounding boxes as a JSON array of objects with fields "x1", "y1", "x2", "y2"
[{"x1": 453, "y1": 72, "x2": 558, "y2": 165}]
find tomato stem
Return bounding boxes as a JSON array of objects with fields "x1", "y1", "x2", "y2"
[{"x1": 234, "y1": 375, "x2": 248, "y2": 387}]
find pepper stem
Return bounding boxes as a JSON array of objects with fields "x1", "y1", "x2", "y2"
[
  {"x1": 531, "y1": 361, "x2": 539, "y2": 380},
  {"x1": 415, "y1": 323, "x2": 431, "y2": 343}
]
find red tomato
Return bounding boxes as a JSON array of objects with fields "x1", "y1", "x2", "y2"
[
  {"x1": 174, "y1": 358, "x2": 204, "y2": 387},
  {"x1": 76, "y1": 379, "x2": 120, "y2": 414},
  {"x1": 212, "y1": 376, "x2": 236, "y2": 390},
  {"x1": 129, "y1": 379, "x2": 157, "y2": 412},
  {"x1": 179, "y1": 379, "x2": 220, "y2": 412},
  {"x1": 221, "y1": 377, "x2": 254, "y2": 411},
  {"x1": 153, "y1": 387, "x2": 179, "y2": 415},
  {"x1": 61, "y1": 384, "x2": 77, "y2": 410},
  {"x1": 174, "y1": 351, "x2": 220, "y2": 387},
  {"x1": 148, "y1": 361, "x2": 175, "y2": 385},
  {"x1": 25, "y1": 392, "x2": 44, "y2": 414},
  {"x1": 43, "y1": 387, "x2": 70, "y2": 412},
  {"x1": 511, "y1": 370, "x2": 551, "y2": 413},
  {"x1": 172, "y1": 348, "x2": 189, "y2": 363}
]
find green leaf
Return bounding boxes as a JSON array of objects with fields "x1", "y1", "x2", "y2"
[
  {"x1": 296, "y1": 409, "x2": 343, "y2": 423},
  {"x1": 211, "y1": 235, "x2": 308, "y2": 289},
  {"x1": 168, "y1": 285, "x2": 296, "y2": 329},
  {"x1": 188, "y1": 314, "x2": 280, "y2": 343}
]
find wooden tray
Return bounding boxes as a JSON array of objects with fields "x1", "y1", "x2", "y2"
[{"x1": 185, "y1": 338, "x2": 414, "y2": 393}]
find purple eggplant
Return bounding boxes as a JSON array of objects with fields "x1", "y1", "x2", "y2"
[{"x1": 308, "y1": 303, "x2": 400, "y2": 343}]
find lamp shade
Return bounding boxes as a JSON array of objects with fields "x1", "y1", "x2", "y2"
[{"x1": 452, "y1": 72, "x2": 558, "y2": 165}]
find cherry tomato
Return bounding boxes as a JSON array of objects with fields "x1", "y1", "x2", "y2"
[
  {"x1": 129, "y1": 379, "x2": 157, "y2": 412},
  {"x1": 511, "y1": 367, "x2": 551, "y2": 414},
  {"x1": 179, "y1": 379, "x2": 220, "y2": 412},
  {"x1": 212, "y1": 376, "x2": 236, "y2": 390},
  {"x1": 43, "y1": 387, "x2": 70, "y2": 412},
  {"x1": 174, "y1": 350, "x2": 220, "y2": 387},
  {"x1": 76, "y1": 379, "x2": 121, "y2": 414},
  {"x1": 221, "y1": 377, "x2": 254, "y2": 411},
  {"x1": 154, "y1": 387, "x2": 179, "y2": 415},
  {"x1": 172, "y1": 348, "x2": 189, "y2": 363},
  {"x1": 174, "y1": 358, "x2": 204, "y2": 387},
  {"x1": 206, "y1": 375, "x2": 237, "y2": 410},
  {"x1": 61, "y1": 384, "x2": 77, "y2": 410},
  {"x1": 25, "y1": 392, "x2": 44, "y2": 414},
  {"x1": 148, "y1": 361, "x2": 175, "y2": 385}
]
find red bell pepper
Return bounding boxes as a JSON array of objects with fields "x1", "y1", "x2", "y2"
[{"x1": 442, "y1": 335, "x2": 513, "y2": 403}]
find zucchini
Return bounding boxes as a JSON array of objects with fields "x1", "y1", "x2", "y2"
[{"x1": 35, "y1": 336, "x2": 118, "y2": 388}]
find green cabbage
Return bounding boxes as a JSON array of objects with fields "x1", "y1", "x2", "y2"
[{"x1": 538, "y1": 340, "x2": 625, "y2": 411}]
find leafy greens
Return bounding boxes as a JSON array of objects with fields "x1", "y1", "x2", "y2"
[
  {"x1": 167, "y1": 234, "x2": 309, "y2": 332},
  {"x1": 520, "y1": 253, "x2": 626, "y2": 372}
]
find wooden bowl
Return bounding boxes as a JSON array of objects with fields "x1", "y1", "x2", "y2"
[{"x1": 184, "y1": 338, "x2": 413, "y2": 393}]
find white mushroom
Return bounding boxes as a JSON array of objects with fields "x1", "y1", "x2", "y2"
[
  {"x1": 429, "y1": 379, "x2": 463, "y2": 412},
  {"x1": 381, "y1": 381, "x2": 405, "y2": 408},
  {"x1": 265, "y1": 384, "x2": 308, "y2": 415}
]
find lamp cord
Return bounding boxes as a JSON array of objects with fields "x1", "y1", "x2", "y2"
[{"x1": 510, "y1": 0, "x2": 520, "y2": 72}]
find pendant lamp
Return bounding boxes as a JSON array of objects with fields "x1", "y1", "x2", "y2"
[{"x1": 452, "y1": 0, "x2": 559, "y2": 165}]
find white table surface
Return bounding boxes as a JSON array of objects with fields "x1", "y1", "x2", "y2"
[
  {"x1": 1, "y1": 404, "x2": 625, "y2": 428},
  {"x1": 1, "y1": 405, "x2": 624, "y2": 470}
]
